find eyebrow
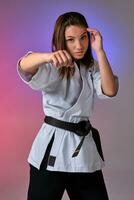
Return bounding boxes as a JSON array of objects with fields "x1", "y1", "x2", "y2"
[{"x1": 66, "y1": 31, "x2": 87, "y2": 38}]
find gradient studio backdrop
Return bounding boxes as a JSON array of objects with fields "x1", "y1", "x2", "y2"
[{"x1": 0, "y1": 0, "x2": 134, "y2": 200}]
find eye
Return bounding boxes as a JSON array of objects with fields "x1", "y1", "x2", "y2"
[
  {"x1": 66, "y1": 38, "x2": 74, "y2": 42},
  {"x1": 81, "y1": 35, "x2": 87, "y2": 40}
]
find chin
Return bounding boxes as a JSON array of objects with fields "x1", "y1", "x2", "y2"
[{"x1": 74, "y1": 55, "x2": 84, "y2": 60}]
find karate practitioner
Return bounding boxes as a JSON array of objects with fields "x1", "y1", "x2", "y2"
[{"x1": 17, "y1": 11, "x2": 118, "y2": 200}]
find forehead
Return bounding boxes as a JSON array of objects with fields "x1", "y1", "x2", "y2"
[{"x1": 65, "y1": 25, "x2": 87, "y2": 37}]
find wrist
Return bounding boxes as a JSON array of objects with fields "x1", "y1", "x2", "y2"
[
  {"x1": 96, "y1": 49, "x2": 106, "y2": 59},
  {"x1": 42, "y1": 52, "x2": 51, "y2": 63}
]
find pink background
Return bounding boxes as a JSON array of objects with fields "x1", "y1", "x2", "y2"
[{"x1": 0, "y1": 0, "x2": 134, "y2": 199}]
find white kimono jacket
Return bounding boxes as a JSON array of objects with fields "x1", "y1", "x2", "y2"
[{"x1": 17, "y1": 53, "x2": 111, "y2": 173}]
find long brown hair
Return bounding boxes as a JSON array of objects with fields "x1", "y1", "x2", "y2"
[{"x1": 52, "y1": 12, "x2": 94, "y2": 79}]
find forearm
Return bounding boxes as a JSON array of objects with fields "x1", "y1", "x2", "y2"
[
  {"x1": 96, "y1": 50, "x2": 118, "y2": 96},
  {"x1": 20, "y1": 52, "x2": 49, "y2": 74}
]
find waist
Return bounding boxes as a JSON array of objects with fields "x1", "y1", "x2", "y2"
[{"x1": 44, "y1": 116, "x2": 92, "y2": 136}]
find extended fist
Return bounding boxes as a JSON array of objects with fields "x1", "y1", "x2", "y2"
[{"x1": 47, "y1": 50, "x2": 74, "y2": 68}]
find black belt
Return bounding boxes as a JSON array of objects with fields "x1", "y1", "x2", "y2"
[
  {"x1": 44, "y1": 116, "x2": 92, "y2": 136},
  {"x1": 44, "y1": 116, "x2": 92, "y2": 157}
]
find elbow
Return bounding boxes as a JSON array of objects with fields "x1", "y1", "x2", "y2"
[
  {"x1": 102, "y1": 75, "x2": 119, "y2": 97},
  {"x1": 103, "y1": 85, "x2": 119, "y2": 97},
  {"x1": 106, "y1": 89, "x2": 118, "y2": 97},
  {"x1": 19, "y1": 58, "x2": 38, "y2": 75},
  {"x1": 19, "y1": 58, "x2": 28, "y2": 72}
]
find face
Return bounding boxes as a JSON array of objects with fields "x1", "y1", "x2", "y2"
[{"x1": 65, "y1": 25, "x2": 89, "y2": 60}]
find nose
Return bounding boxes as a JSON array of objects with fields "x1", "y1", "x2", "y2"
[{"x1": 75, "y1": 40, "x2": 83, "y2": 50}]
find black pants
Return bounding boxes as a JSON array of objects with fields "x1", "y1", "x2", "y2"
[
  {"x1": 28, "y1": 165, "x2": 109, "y2": 200},
  {"x1": 27, "y1": 133, "x2": 109, "y2": 200}
]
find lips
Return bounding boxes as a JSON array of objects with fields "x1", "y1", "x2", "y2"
[
  {"x1": 73, "y1": 51, "x2": 85, "y2": 59},
  {"x1": 75, "y1": 51, "x2": 84, "y2": 54}
]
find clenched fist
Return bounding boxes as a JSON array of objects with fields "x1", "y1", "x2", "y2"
[{"x1": 46, "y1": 50, "x2": 74, "y2": 68}]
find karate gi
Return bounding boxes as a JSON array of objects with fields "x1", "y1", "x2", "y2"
[{"x1": 17, "y1": 53, "x2": 111, "y2": 173}]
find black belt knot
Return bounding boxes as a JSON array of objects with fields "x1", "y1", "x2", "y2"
[{"x1": 75, "y1": 120, "x2": 92, "y2": 136}]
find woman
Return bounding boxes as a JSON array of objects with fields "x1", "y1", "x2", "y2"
[{"x1": 17, "y1": 11, "x2": 118, "y2": 200}]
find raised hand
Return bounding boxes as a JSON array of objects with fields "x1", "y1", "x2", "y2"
[{"x1": 87, "y1": 28, "x2": 103, "y2": 53}]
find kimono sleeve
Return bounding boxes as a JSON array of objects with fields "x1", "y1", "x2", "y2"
[
  {"x1": 17, "y1": 52, "x2": 57, "y2": 91},
  {"x1": 91, "y1": 60, "x2": 113, "y2": 99}
]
